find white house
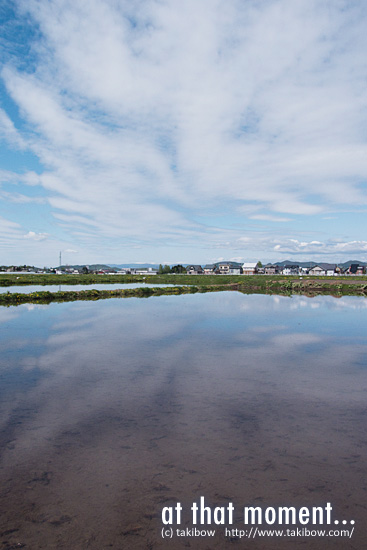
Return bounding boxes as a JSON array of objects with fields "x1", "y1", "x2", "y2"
[
  {"x1": 242, "y1": 262, "x2": 259, "y2": 275},
  {"x1": 281, "y1": 265, "x2": 299, "y2": 275},
  {"x1": 216, "y1": 262, "x2": 242, "y2": 274},
  {"x1": 308, "y1": 263, "x2": 337, "y2": 276}
]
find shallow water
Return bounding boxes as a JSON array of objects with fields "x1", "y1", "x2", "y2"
[
  {"x1": 0, "y1": 282, "x2": 178, "y2": 294},
  {"x1": 0, "y1": 293, "x2": 366, "y2": 549}
]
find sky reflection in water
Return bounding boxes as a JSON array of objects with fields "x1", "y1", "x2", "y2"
[
  {"x1": 0, "y1": 293, "x2": 366, "y2": 549},
  {"x1": 0, "y1": 282, "x2": 178, "y2": 293}
]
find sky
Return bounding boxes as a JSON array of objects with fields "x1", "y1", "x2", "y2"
[{"x1": 1, "y1": 0, "x2": 367, "y2": 267}]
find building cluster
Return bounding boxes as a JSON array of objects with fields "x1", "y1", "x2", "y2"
[
  {"x1": 2, "y1": 262, "x2": 366, "y2": 276},
  {"x1": 117, "y1": 261, "x2": 366, "y2": 276},
  {"x1": 185, "y1": 261, "x2": 366, "y2": 276}
]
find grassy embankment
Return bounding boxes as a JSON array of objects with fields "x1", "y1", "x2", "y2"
[{"x1": 0, "y1": 273, "x2": 366, "y2": 306}]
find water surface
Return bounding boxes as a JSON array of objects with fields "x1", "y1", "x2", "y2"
[
  {"x1": 0, "y1": 283, "x2": 178, "y2": 294},
  {"x1": 0, "y1": 293, "x2": 366, "y2": 549}
]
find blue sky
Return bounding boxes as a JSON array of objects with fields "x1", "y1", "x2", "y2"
[{"x1": 1, "y1": 0, "x2": 367, "y2": 267}]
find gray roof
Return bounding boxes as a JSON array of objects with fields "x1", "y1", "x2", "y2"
[
  {"x1": 216, "y1": 261, "x2": 242, "y2": 268},
  {"x1": 314, "y1": 263, "x2": 337, "y2": 270}
]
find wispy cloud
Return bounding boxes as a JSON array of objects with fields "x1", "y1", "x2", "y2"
[
  {"x1": 249, "y1": 214, "x2": 292, "y2": 223},
  {"x1": 273, "y1": 239, "x2": 367, "y2": 256},
  {"x1": 23, "y1": 231, "x2": 48, "y2": 241},
  {"x1": 0, "y1": 0, "x2": 367, "y2": 263},
  {"x1": 0, "y1": 190, "x2": 46, "y2": 203},
  {"x1": 0, "y1": 108, "x2": 26, "y2": 149},
  {"x1": 63, "y1": 248, "x2": 78, "y2": 254}
]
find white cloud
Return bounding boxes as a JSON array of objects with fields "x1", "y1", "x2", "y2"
[
  {"x1": 0, "y1": 215, "x2": 22, "y2": 235},
  {"x1": 24, "y1": 231, "x2": 48, "y2": 241},
  {"x1": 0, "y1": 0, "x2": 367, "y2": 263},
  {"x1": 273, "y1": 239, "x2": 367, "y2": 255},
  {"x1": 0, "y1": 191, "x2": 46, "y2": 204},
  {"x1": 249, "y1": 214, "x2": 292, "y2": 223},
  {"x1": 0, "y1": 109, "x2": 26, "y2": 149}
]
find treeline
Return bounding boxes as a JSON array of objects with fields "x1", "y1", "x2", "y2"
[{"x1": 158, "y1": 264, "x2": 186, "y2": 274}]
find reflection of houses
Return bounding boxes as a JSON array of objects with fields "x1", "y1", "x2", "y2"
[
  {"x1": 242, "y1": 262, "x2": 259, "y2": 275},
  {"x1": 186, "y1": 265, "x2": 203, "y2": 275}
]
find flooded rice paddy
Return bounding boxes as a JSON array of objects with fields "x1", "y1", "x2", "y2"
[{"x1": 0, "y1": 292, "x2": 366, "y2": 549}]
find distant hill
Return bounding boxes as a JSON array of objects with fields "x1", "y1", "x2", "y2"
[
  {"x1": 340, "y1": 260, "x2": 367, "y2": 268},
  {"x1": 274, "y1": 259, "x2": 367, "y2": 268},
  {"x1": 108, "y1": 263, "x2": 161, "y2": 269},
  {"x1": 274, "y1": 260, "x2": 317, "y2": 268},
  {"x1": 59, "y1": 264, "x2": 112, "y2": 270}
]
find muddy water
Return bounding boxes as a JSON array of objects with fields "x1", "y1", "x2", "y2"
[{"x1": 0, "y1": 293, "x2": 366, "y2": 549}]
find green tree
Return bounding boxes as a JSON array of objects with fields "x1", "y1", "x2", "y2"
[
  {"x1": 171, "y1": 264, "x2": 185, "y2": 273},
  {"x1": 158, "y1": 264, "x2": 171, "y2": 274}
]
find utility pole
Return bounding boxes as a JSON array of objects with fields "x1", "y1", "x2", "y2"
[{"x1": 59, "y1": 251, "x2": 62, "y2": 268}]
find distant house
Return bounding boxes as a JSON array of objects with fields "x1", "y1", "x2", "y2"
[
  {"x1": 346, "y1": 264, "x2": 365, "y2": 275},
  {"x1": 308, "y1": 265, "x2": 325, "y2": 276},
  {"x1": 216, "y1": 262, "x2": 231, "y2": 274},
  {"x1": 97, "y1": 269, "x2": 118, "y2": 274},
  {"x1": 186, "y1": 265, "x2": 203, "y2": 275},
  {"x1": 242, "y1": 262, "x2": 259, "y2": 275},
  {"x1": 281, "y1": 265, "x2": 299, "y2": 275},
  {"x1": 216, "y1": 261, "x2": 243, "y2": 275},
  {"x1": 117, "y1": 267, "x2": 156, "y2": 275},
  {"x1": 203, "y1": 264, "x2": 216, "y2": 275},
  {"x1": 264, "y1": 264, "x2": 280, "y2": 275},
  {"x1": 308, "y1": 263, "x2": 338, "y2": 276},
  {"x1": 135, "y1": 268, "x2": 158, "y2": 275}
]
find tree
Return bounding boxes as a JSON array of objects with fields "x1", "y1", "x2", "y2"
[
  {"x1": 171, "y1": 264, "x2": 185, "y2": 273},
  {"x1": 158, "y1": 264, "x2": 171, "y2": 274}
]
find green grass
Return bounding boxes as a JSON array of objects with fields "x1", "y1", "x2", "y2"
[{"x1": 1, "y1": 272, "x2": 367, "y2": 287}]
